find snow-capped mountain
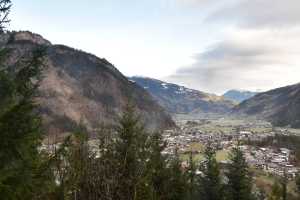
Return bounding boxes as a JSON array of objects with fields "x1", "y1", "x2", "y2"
[{"x1": 130, "y1": 76, "x2": 235, "y2": 114}]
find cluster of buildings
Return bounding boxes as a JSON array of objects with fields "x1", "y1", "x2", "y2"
[
  {"x1": 162, "y1": 125, "x2": 274, "y2": 154},
  {"x1": 243, "y1": 146, "x2": 298, "y2": 178},
  {"x1": 163, "y1": 120, "x2": 299, "y2": 178}
]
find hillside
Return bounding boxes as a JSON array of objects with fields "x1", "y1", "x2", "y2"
[
  {"x1": 223, "y1": 90, "x2": 258, "y2": 103},
  {"x1": 233, "y1": 83, "x2": 300, "y2": 128},
  {"x1": 130, "y1": 76, "x2": 235, "y2": 114},
  {"x1": 0, "y1": 31, "x2": 175, "y2": 134}
]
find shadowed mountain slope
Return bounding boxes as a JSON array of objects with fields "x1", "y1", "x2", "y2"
[
  {"x1": 0, "y1": 31, "x2": 175, "y2": 135},
  {"x1": 130, "y1": 76, "x2": 235, "y2": 114},
  {"x1": 233, "y1": 83, "x2": 300, "y2": 128}
]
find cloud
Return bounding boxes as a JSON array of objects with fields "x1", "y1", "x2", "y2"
[
  {"x1": 165, "y1": 0, "x2": 300, "y2": 94},
  {"x1": 173, "y1": 0, "x2": 233, "y2": 10},
  {"x1": 166, "y1": 29, "x2": 300, "y2": 94},
  {"x1": 206, "y1": 0, "x2": 300, "y2": 29},
  {"x1": 175, "y1": 0, "x2": 214, "y2": 6}
]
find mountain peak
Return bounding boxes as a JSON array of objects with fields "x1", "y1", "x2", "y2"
[
  {"x1": 223, "y1": 89, "x2": 258, "y2": 103},
  {"x1": 8, "y1": 31, "x2": 52, "y2": 46},
  {"x1": 233, "y1": 83, "x2": 300, "y2": 128},
  {"x1": 1, "y1": 31, "x2": 175, "y2": 134},
  {"x1": 130, "y1": 76, "x2": 235, "y2": 114}
]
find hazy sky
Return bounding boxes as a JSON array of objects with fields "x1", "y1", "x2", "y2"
[{"x1": 10, "y1": 0, "x2": 300, "y2": 94}]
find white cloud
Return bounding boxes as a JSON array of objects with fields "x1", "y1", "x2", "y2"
[
  {"x1": 167, "y1": 29, "x2": 300, "y2": 94},
  {"x1": 10, "y1": 0, "x2": 300, "y2": 94},
  {"x1": 207, "y1": 0, "x2": 300, "y2": 28},
  {"x1": 166, "y1": 0, "x2": 300, "y2": 94}
]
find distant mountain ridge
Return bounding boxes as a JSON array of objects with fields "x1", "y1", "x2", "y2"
[
  {"x1": 233, "y1": 83, "x2": 300, "y2": 128},
  {"x1": 0, "y1": 31, "x2": 175, "y2": 134},
  {"x1": 223, "y1": 90, "x2": 258, "y2": 103},
  {"x1": 130, "y1": 76, "x2": 235, "y2": 114}
]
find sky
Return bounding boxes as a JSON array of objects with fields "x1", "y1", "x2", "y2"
[{"x1": 10, "y1": 0, "x2": 300, "y2": 94}]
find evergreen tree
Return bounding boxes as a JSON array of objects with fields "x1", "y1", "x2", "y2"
[
  {"x1": 147, "y1": 131, "x2": 170, "y2": 199},
  {"x1": 0, "y1": 1, "x2": 56, "y2": 199},
  {"x1": 186, "y1": 152, "x2": 198, "y2": 200},
  {"x1": 200, "y1": 143, "x2": 224, "y2": 200},
  {"x1": 114, "y1": 104, "x2": 152, "y2": 200},
  {"x1": 0, "y1": 0, "x2": 11, "y2": 32},
  {"x1": 62, "y1": 129, "x2": 94, "y2": 200},
  {"x1": 0, "y1": 46, "x2": 50, "y2": 199},
  {"x1": 268, "y1": 180, "x2": 282, "y2": 200},
  {"x1": 296, "y1": 173, "x2": 300, "y2": 195},
  {"x1": 0, "y1": 0, "x2": 12, "y2": 112},
  {"x1": 225, "y1": 146, "x2": 254, "y2": 200},
  {"x1": 50, "y1": 122, "x2": 113, "y2": 200},
  {"x1": 94, "y1": 124, "x2": 120, "y2": 200},
  {"x1": 255, "y1": 188, "x2": 267, "y2": 200},
  {"x1": 280, "y1": 172, "x2": 287, "y2": 200},
  {"x1": 166, "y1": 148, "x2": 188, "y2": 200}
]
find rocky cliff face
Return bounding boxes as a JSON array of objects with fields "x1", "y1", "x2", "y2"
[
  {"x1": 130, "y1": 76, "x2": 235, "y2": 114},
  {"x1": 233, "y1": 83, "x2": 300, "y2": 128},
  {"x1": 1, "y1": 31, "x2": 175, "y2": 135}
]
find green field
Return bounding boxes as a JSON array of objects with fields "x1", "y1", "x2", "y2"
[
  {"x1": 180, "y1": 147, "x2": 229, "y2": 163},
  {"x1": 174, "y1": 114, "x2": 275, "y2": 135}
]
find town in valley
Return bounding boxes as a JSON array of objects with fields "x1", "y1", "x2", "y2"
[{"x1": 162, "y1": 114, "x2": 300, "y2": 181}]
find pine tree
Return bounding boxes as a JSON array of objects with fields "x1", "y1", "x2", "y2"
[
  {"x1": 296, "y1": 173, "x2": 300, "y2": 195},
  {"x1": 0, "y1": 0, "x2": 12, "y2": 111},
  {"x1": 268, "y1": 180, "x2": 282, "y2": 200},
  {"x1": 267, "y1": 171, "x2": 288, "y2": 200},
  {"x1": 200, "y1": 143, "x2": 224, "y2": 200},
  {"x1": 0, "y1": 46, "x2": 49, "y2": 199},
  {"x1": 114, "y1": 104, "x2": 152, "y2": 200},
  {"x1": 147, "y1": 131, "x2": 170, "y2": 199},
  {"x1": 255, "y1": 188, "x2": 267, "y2": 200},
  {"x1": 225, "y1": 146, "x2": 254, "y2": 200},
  {"x1": 94, "y1": 124, "x2": 120, "y2": 200},
  {"x1": 0, "y1": 2, "x2": 57, "y2": 198},
  {"x1": 0, "y1": 0, "x2": 11, "y2": 32},
  {"x1": 49, "y1": 122, "x2": 105, "y2": 200},
  {"x1": 280, "y1": 172, "x2": 288, "y2": 200},
  {"x1": 186, "y1": 152, "x2": 198, "y2": 200},
  {"x1": 166, "y1": 148, "x2": 188, "y2": 200},
  {"x1": 63, "y1": 128, "x2": 93, "y2": 200}
]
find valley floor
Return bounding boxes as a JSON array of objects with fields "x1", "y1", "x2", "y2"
[{"x1": 164, "y1": 114, "x2": 300, "y2": 194}]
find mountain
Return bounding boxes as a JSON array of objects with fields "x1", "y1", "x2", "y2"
[
  {"x1": 223, "y1": 90, "x2": 258, "y2": 103},
  {"x1": 130, "y1": 76, "x2": 235, "y2": 114},
  {"x1": 233, "y1": 83, "x2": 300, "y2": 128},
  {"x1": 0, "y1": 31, "x2": 175, "y2": 134}
]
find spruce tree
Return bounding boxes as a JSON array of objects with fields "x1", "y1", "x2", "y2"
[
  {"x1": 186, "y1": 152, "x2": 198, "y2": 200},
  {"x1": 281, "y1": 172, "x2": 287, "y2": 200},
  {"x1": 49, "y1": 123, "x2": 108, "y2": 200},
  {"x1": 200, "y1": 143, "x2": 224, "y2": 200},
  {"x1": 266, "y1": 171, "x2": 288, "y2": 200},
  {"x1": 0, "y1": 46, "x2": 49, "y2": 199},
  {"x1": 94, "y1": 124, "x2": 120, "y2": 200},
  {"x1": 147, "y1": 131, "x2": 170, "y2": 199},
  {"x1": 0, "y1": 0, "x2": 11, "y2": 32},
  {"x1": 166, "y1": 148, "x2": 188, "y2": 200},
  {"x1": 225, "y1": 146, "x2": 253, "y2": 200},
  {"x1": 114, "y1": 104, "x2": 152, "y2": 200},
  {"x1": 255, "y1": 188, "x2": 267, "y2": 200},
  {"x1": 268, "y1": 180, "x2": 282, "y2": 200},
  {"x1": 62, "y1": 128, "x2": 93, "y2": 200},
  {"x1": 0, "y1": 1, "x2": 56, "y2": 198},
  {"x1": 296, "y1": 173, "x2": 300, "y2": 195}
]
